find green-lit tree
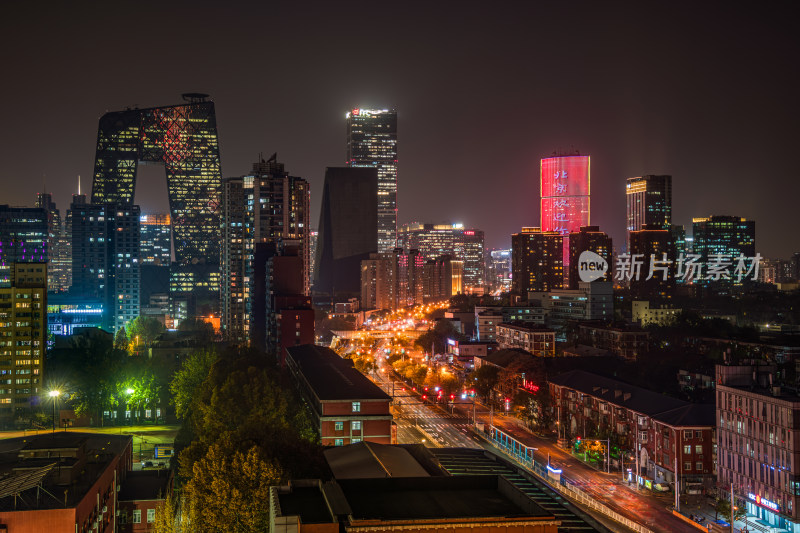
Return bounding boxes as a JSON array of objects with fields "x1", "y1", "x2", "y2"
[
  {"x1": 469, "y1": 365, "x2": 500, "y2": 403},
  {"x1": 127, "y1": 316, "x2": 166, "y2": 352}
]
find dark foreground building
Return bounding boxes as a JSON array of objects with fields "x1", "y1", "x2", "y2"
[{"x1": 314, "y1": 167, "x2": 378, "y2": 297}]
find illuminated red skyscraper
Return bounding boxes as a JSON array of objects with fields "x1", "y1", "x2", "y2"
[
  {"x1": 540, "y1": 154, "x2": 590, "y2": 234},
  {"x1": 540, "y1": 154, "x2": 590, "y2": 275}
]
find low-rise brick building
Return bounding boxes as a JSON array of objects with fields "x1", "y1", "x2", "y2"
[
  {"x1": 496, "y1": 323, "x2": 556, "y2": 356},
  {"x1": 549, "y1": 370, "x2": 715, "y2": 493},
  {"x1": 286, "y1": 344, "x2": 393, "y2": 446}
]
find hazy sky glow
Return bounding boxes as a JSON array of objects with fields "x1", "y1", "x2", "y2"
[{"x1": 1, "y1": 2, "x2": 797, "y2": 257}]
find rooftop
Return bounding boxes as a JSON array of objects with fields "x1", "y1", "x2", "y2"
[
  {"x1": 550, "y1": 370, "x2": 714, "y2": 425},
  {"x1": 118, "y1": 470, "x2": 172, "y2": 501},
  {"x1": 286, "y1": 344, "x2": 392, "y2": 402},
  {"x1": 324, "y1": 441, "x2": 431, "y2": 479}
]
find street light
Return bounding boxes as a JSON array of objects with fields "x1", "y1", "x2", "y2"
[{"x1": 48, "y1": 390, "x2": 60, "y2": 433}]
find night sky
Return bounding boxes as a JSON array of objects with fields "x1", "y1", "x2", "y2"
[{"x1": 1, "y1": 2, "x2": 797, "y2": 258}]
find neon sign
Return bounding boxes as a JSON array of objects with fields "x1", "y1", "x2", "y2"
[{"x1": 749, "y1": 493, "x2": 779, "y2": 512}]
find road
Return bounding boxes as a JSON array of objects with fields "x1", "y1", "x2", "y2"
[{"x1": 373, "y1": 372, "x2": 696, "y2": 533}]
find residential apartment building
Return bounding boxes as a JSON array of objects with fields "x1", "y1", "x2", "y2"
[
  {"x1": 496, "y1": 323, "x2": 556, "y2": 356},
  {"x1": 549, "y1": 370, "x2": 715, "y2": 493},
  {"x1": 0, "y1": 263, "x2": 46, "y2": 420},
  {"x1": 285, "y1": 344, "x2": 393, "y2": 446},
  {"x1": 716, "y1": 364, "x2": 800, "y2": 532},
  {"x1": 577, "y1": 323, "x2": 650, "y2": 361},
  {"x1": 632, "y1": 300, "x2": 680, "y2": 326}
]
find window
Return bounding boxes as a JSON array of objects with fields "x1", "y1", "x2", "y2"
[
  {"x1": 352, "y1": 438, "x2": 361, "y2": 443},
  {"x1": 352, "y1": 420, "x2": 361, "y2": 430},
  {"x1": 683, "y1": 430, "x2": 692, "y2": 440},
  {"x1": 147, "y1": 509, "x2": 156, "y2": 523},
  {"x1": 695, "y1": 430, "x2": 702, "y2": 439},
  {"x1": 334, "y1": 438, "x2": 343, "y2": 446},
  {"x1": 684, "y1": 462, "x2": 692, "y2": 471},
  {"x1": 695, "y1": 445, "x2": 703, "y2": 454},
  {"x1": 335, "y1": 421, "x2": 343, "y2": 431},
  {"x1": 683, "y1": 445, "x2": 691, "y2": 454},
  {"x1": 133, "y1": 510, "x2": 141, "y2": 524},
  {"x1": 696, "y1": 462, "x2": 703, "y2": 471},
  {"x1": 352, "y1": 402, "x2": 361, "y2": 412}
]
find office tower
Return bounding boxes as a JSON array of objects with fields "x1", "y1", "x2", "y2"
[
  {"x1": 487, "y1": 249, "x2": 512, "y2": 293},
  {"x1": 567, "y1": 226, "x2": 613, "y2": 289},
  {"x1": 220, "y1": 155, "x2": 310, "y2": 344},
  {"x1": 90, "y1": 93, "x2": 222, "y2": 273},
  {"x1": 628, "y1": 224, "x2": 674, "y2": 299},
  {"x1": 346, "y1": 108, "x2": 397, "y2": 253},
  {"x1": 626, "y1": 175, "x2": 672, "y2": 233},
  {"x1": 540, "y1": 153, "x2": 590, "y2": 276},
  {"x1": 36, "y1": 193, "x2": 70, "y2": 292},
  {"x1": 314, "y1": 167, "x2": 378, "y2": 297},
  {"x1": 0, "y1": 263, "x2": 46, "y2": 420},
  {"x1": 511, "y1": 227, "x2": 563, "y2": 297},
  {"x1": 540, "y1": 154, "x2": 590, "y2": 235},
  {"x1": 0, "y1": 206, "x2": 48, "y2": 273},
  {"x1": 139, "y1": 214, "x2": 171, "y2": 266},
  {"x1": 692, "y1": 216, "x2": 756, "y2": 262},
  {"x1": 397, "y1": 223, "x2": 485, "y2": 294},
  {"x1": 423, "y1": 255, "x2": 457, "y2": 303},
  {"x1": 70, "y1": 202, "x2": 140, "y2": 332}
]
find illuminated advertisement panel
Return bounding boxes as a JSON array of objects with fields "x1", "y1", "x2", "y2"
[{"x1": 540, "y1": 155, "x2": 590, "y2": 234}]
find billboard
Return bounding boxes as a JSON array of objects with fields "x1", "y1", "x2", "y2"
[{"x1": 540, "y1": 155, "x2": 590, "y2": 234}]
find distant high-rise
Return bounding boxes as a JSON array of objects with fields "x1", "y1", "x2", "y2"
[
  {"x1": 629, "y1": 224, "x2": 674, "y2": 299},
  {"x1": 626, "y1": 175, "x2": 672, "y2": 237},
  {"x1": 91, "y1": 94, "x2": 222, "y2": 267},
  {"x1": 540, "y1": 154, "x2": 590, "y2": 277},
  {"x1": 0, "y1": 206, "x2": 48, "y2": 286},
  {"x1": 314, "y1": 167, "x2": 378, "y2": 297},
  {"x1": 540, "y1": 155, "x2": 590, "y2": 235},
  {"x1": 567, "y1": 226, "x2": 613, "y2": 289},
  {"x1": 397, "y1": 223, "x2": 485, "y2": 293},
  {"x1": 70, "y1": 202, "x2": 140, "y2": 332},
  {"x1": 487, "y1": 249, "x2": 512, "y2": 293},
  {"x1": 139, "y1": 214, "x2": 171, "y2": 266},
  {"x1": 692, "y1": 216, "x2": 756, "y2": 283},
  {"x1": 511, "y1": 227, "x2": 563, "y2": 297},
  {"x1": 36, "y1": 193, "x2": 70, "y2": 292},
  {"x1": 360, "y1": 248, "x2": 425, "y2": 311},
  {"x1": 221, "y1": 155, "x2": 310, "y2": 343},
  {"x1": 346, "y1": 108, "x2": 397, "y2": 253}
]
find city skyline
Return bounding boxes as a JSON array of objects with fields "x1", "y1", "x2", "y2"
[{"x1": 1, "y1": 2, "x2": 797, "y2": 258}]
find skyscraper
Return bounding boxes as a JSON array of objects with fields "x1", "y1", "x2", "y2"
[
  {"x1": 626, "y1": 175, "x2": 672, "y2": 245},
  {"x1": 346, "y1": 108, "x2": 397, "y2": 253},
  {"x1": 628, "y1": 224, "x2": 675, "y2": 299},
  {"x1": 91, "y1": 94, "x2": 222, "y2": 268},
  {"x1": 397, "y1": 223, "x2": 485, "y2": 293},
  {"x1": 220, "y1": 155, "x2": 310, "y2": 343},
  {"x1": 540, "y1": 153, "x2": 590, "y2": 278},
  {"x1": 35, "y1": 193, "x2": 70, "y2": 292},
  {"x1": 511, "y1": 227, "x2": 563, "y2": 297},
  {"x1": 70, "y1": 202, "x2": 140, "y2": 332},
  {"x1": 692, "y1": 216, "x2": 756, "y2": 286},
  {"x1": 540, "y1": 154, "x2": 590, "y2": 235},
  {"x1": 567, "y1": 225, "x2": 613, "y2": 289},
  {"x1": 0, "y1": 206, "x2": 48, "y2": 271},
  {"x1": 314, "y1": 167, "x2": 378, "y2": 297}
]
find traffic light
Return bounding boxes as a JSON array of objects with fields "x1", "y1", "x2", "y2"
[
  {"x1": 450, "y1": 394, "x2": 455, "y2": 400},
  {"x1": 422, "y1": 394, "x2": 427, "y2": 400}
]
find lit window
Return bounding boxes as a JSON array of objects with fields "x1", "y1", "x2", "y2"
[
  {"x1": 352, "y1": 402, "x2": 361, "y2": 412},
  {"x1": 334, "y1": 438, "x2": 343, "y2": 446},
  {"x1": 133, "y1": 510, "x2": 141, "y2": 523},
  {"x1": 335, "y1": 421, "x2": 343, "y2": 431},
  {"x1": 352, "y1": 421, "x2": 361, "y2": 430},
  {"x1": 147, "y1": 508, "x2": 155, "y2": 522}
]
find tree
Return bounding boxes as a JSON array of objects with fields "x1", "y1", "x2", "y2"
[
  {"x1": 415, "y1": 319, "x2": 467, "y2": 354},
  {"x1": 183, "y1": 439, "x2": 282, "y2": 533},
  {"x1": 170, "y1": 348, "x2": 219, "y2": 420},
  {"x1": 177, "y1": 317, "x2": 216, "y2": 346},
  {"x1": 127, "y1": 316, "x2": 166, "y2": 352},
  {"x1": 469, "y1": 365, "x2": 500, "y2": 403},
  {"x1": 114, "y1": 327, "x2": 128, "y2": 351},
  {"x1": 154, "y1": 493, "x2": 178, "y2": 533}
]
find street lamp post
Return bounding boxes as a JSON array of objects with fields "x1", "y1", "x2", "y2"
[{"x1": 48, "y1": 390, "x2": 60, "y2": 433}]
